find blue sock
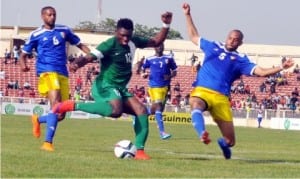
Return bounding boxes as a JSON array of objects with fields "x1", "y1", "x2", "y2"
[
  {"x1": 45, "y1": 113, "x2": 58, "y2": 143},
  {"x1": 38, "y1": 115, "x2": 48, "y2": 123},
  {"x1": 155, "y1": 111, "x2": 164, "y2": 133},
  {"x1": 147, "y1": 106, "x2": 151, "y2": 115},
  {"x1": 191, "y1": 109, "x2": 205, "y2": 138}
]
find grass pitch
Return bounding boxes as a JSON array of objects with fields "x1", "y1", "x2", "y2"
[{"x1": 1, "y1": 114, "x2": 300, "y2": 178}]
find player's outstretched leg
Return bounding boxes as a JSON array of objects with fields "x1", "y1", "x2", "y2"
[
  {"x1": 191, "y1": 109, "x2": 210, "y2": 144},
  {"x1": 155, "y1": 111, "x2": 172, "y2": 140},
  {"x1": 200, "y1": 131, "x2": 211, "y2": 145},
  {"x1": 40, "y1": 113, "x2": 58, "y2": 152},
  {"x1": 160, "y1": 132, "x2": 172, "y2": 140},
  {"x1": 135, "y1": 149, "x2": 150, "y2": 160},
  {"x1": 41, "y1": 141, "x2": 54, "y2": 152},
  {"x1": 218, "y1": 137, "x2": 231, "y2": 159},
  {"x1": 31, "y1": 114, "x2": 41, "y2": 138},
  {"x1": 133, "y1": 114, "x2": 150, "y2": 160},
  {"x1": 52, "y1": 100, "x2": 75, "y2": 114}
]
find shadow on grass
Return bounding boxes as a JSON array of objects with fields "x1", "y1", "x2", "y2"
[{"x1": 238, "y1": 158, "x2": 300, "y2": 164}]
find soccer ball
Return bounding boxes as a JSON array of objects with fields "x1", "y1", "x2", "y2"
[{"x1": 114, "y1": 140, "x2": 137, "y2": 159}]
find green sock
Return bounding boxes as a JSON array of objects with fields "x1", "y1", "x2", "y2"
[
  {"x1": 133, "y1": 114, "x2": 149, "y2": 149},
  {"x1": 75, "y1": 101, "x2": 112, "y2": 116}
]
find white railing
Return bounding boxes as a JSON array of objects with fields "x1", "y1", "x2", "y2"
[{"x1": 1, "y1": 96, "x2": 299, "y2": 120}]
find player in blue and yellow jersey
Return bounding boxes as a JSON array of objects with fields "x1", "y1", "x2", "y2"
[
  {"x1": 182, "y1": 3, "x2": 294, "y2": 159},
  {"x1": 141, "y1": 43, "x2": 177, "y2": 140},
  {"x1": 19, "y1": 6, "x2": 90, "y2": 152},
  {"x1": 52, "y1": 13, "x2": 173, "y2": 160}
]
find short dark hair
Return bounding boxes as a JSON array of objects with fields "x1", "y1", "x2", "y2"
[
  {"x1": 41, "y1": 6, "x2": 55, "y2": 14},
  {"x1": 232, "y1": 29, "x2": 244, "y2": 40},
  {"x1": 117, "y1": 18, "x2": 134, "y2": 30}
]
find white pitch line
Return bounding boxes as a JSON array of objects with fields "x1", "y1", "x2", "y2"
[{"x1": 149, "y1": 148, "x2": 300, "y2": 165}]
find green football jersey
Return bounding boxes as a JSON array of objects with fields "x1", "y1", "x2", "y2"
[{"x1": 91, "y1": 36, "x2": 149, "y2": 88}]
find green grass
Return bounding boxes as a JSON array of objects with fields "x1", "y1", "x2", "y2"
[{"x1": 1, "y1": 114, "x2": 300, "y2": 178}]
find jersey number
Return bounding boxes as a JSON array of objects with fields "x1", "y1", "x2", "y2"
[
  {"x1": 53, "y1": 36, "x2": 59, "y2": 45},
  {"x1": 125, "y1": 53, "x2": 132, "y2": 64},
  {"x1": 218, "y1": 52, "x2": 226, "y2": 60}
]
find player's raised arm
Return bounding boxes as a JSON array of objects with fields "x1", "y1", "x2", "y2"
[
  {"x1": 182, "y1": 3, "x2": 200, "y2": 46},
  {"x1": 146, "y1": 12, "x2": 173, "y2": 47},
  {"x1": 253, "y1": 57, "x2": 295, "y2": 77}
]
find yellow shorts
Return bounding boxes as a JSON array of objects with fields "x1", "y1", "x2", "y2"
[
  {"x1": 38, "y1": 72, "x2": 69, "y2": 101},
  {"x1": 148, "y1": 86, "x2": 168, "y2": 103},
  {"x1": 190, "y1": 87, "x2": 232, "y2": 122}
]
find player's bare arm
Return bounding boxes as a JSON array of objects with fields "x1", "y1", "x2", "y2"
[
  {"x1": 76, "y1": 43, "x2": 90, "y2": 54},
  {"x1": 254, "y1": 57, "x2": 294, "y2": 77},
  {"x1": 146, "y1": 12, "x2": 172, "y2": 47},
  {"x1": 19, "y1": 53, "x2": 30, "y2": 72},
  {"x1": 182, "y1": 3, "x2": 200, "y2": 46},
  {"x1": 69, "y1": 53, "x2": 95, "y2": 72},
  {"x1": 140, "y1": 67, "x2": 149, "y2": 79},
  {"x1": 164, "y1": 70, "x2": 177, "y2": 80}
]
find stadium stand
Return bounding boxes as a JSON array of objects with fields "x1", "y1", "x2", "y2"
[{"x1": 1, "y1": 58, "x2": 299, "y2": 106}]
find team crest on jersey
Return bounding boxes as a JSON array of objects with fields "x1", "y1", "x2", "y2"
[
  {"x1": 165, "y1": 59, "x2": 169, "y2": 64},
  {"x1": 60, "y1": 32, "x2": 66, "y2": 39},
  {"x1": 230, "y1": 56, "x2": 236, "y2": 60}
]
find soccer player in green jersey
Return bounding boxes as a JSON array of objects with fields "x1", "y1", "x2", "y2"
[{"x1": 53, "y1": 12, "x2": 173, "y2": 160}]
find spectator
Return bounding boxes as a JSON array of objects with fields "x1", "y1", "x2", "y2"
[
  {"x1": 230, "y1": 99, "x2": 236, "y2": 109},
  {"x1": 270, "y1": 82, "x2": 276, "y2": 94},
  {"x1": 173, "y1": 81, "x2": 181, "y2": 92},
  {"x1": 39, "y1": 98, "x2": 46, "y2": 105},
  {"x1": 18, "y1": 88, "x2": 25, "y2": 103},
  {"x1": 13, "y1": 45, "x2": 20, "y2": 65},
  {"x1": 13, "y1": 80, "x2": 19, "y2": 89},
  {"x1": 290, "y1": 94, "x2": 298, "y2": 111},
  {"x1": 75, "y1": 76, "x2": 83, "y2": 91},
  {"x1": 251, "y1": 93, "x2": 257, "y2": 103},
  {"x1": 169, "y1": 50, "x2": 174, "y2": 58},
  {"x1": 86, "y1": 67, "x2": 93, "y2": 85},
  {"x1": 237, "y1": 79, "x2": 245, "y2": 94},
  {"x1": 135, "y1": 56, "x2": 145, "y2": 75},
  {"x1": 257, "y1": 109, "x2": 263, "y2": 128},
  {"x1": 183, "y1": 94, "x2": 190, "y2": 106},
  {"x1": 68, "y1": 54, "x2": 75, "y2": 63},
  {"x1": 279, "y1": 95, "x2": 287, "y2": 109},
  {"x1": 0, "y1": 68, "x2": 6, "y2": 80},
  {"x1": 193, "y1": 58, "x2": 201, "y2": 73},
  {"x1": 4, "y1": 48, "x2": 11, "y2": 64},
  {"x1": 29, "y1": 88, "x2": 36, "y2": 98},
  {"x1": 23, "y1": 81, "x2": 31, "y2": 90},
  {"x1": 91, "y1": 66, "x2": 100, "y2": 76},
  {"x1": 7, "y1": 80, "x2": 15, "y2": 89},
  {"x1": 4, "y1": 87, "x2": 9, "y2": 96},
  {"x1": 244, "y1": 84, "x2": 251, "y2": 94},
  {"x1": 259, "y1": 82, "x2": 267, "y2": 93},
  {"x1": 230, "y1": 84, "x2": 237, "y2": 94},
  {"x1": 189, "y1": 53, "x2": 198, "y2": 66},
  {"x1": 293, "y1": 64, "x2": 299, "y2": 74},
  {"x1": 73, "y1": 90, "x2": 81, "y2": 101},
  {"x1": 0, "y1": 88, "x2": 3, "y2": 97},
  {"x1": 292, "y1": 87, "x2": 299, "y2": 97}
]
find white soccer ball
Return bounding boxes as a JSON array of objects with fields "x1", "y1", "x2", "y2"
[{"x1": 114, "y1": 140, "x2": 137, "y2": 159}]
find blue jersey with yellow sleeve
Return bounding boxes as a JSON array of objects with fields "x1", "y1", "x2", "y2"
[
  {"x1": 22, "y1": 25, "x2": 81, "y2": 77},
  {"x1": 142, "y1": 54, "x2": 177, "y2": 87},
  {"x1": 194, "y1": 38, "x2": 256, "y2": 96}
]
